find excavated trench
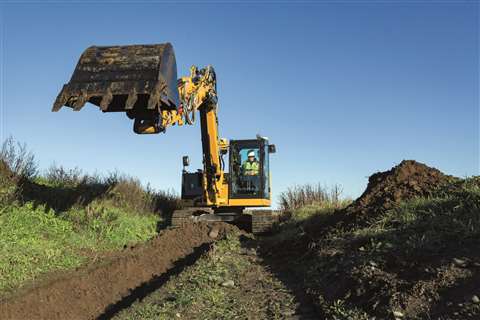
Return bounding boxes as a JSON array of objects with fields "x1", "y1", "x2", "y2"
[{"x1": 0, "y1": 222, "x2": 236, "y2": 320}]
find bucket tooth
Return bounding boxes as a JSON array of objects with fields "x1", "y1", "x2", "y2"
[
  {"x1": 125, "y1": 88, "x2": 138, "y2": 110},
  {"x1": 147, "y1": 90, "x2": 159, "y2": 110},
  {"x1": 148, "y1": 82, "x2": 164, "y2": 110},
  {"x1": 147, "y1": 96, "x2": 158, "y2": 110},
  {"x1": 73, "y1": 90, "x2": 88, "y2": 111},
  {"x1": 52, "y1": 86, "x2": 68, "y2": 112},
  {"x1": 100, "y1": 88, "x2": 113, "y2": 111}
]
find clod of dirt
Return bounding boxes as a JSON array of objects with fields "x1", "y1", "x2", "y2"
[
  {"x1": 208, "y1": 226, "x2": 220, "y2": 239},
  {"x1": 393, "y1": 310, "x2": 405, "y2": 318},
  {"x1": 0, "y1": 222, "x2": 237, "y2": 320},
  {"x1": 221, "y1": 280, "x2": 235, "y2": 288},
  {"x1": 345, "y1": 160, "x2": 453, "y2": 217}
]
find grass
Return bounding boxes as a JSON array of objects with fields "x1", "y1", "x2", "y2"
[
  {"x1": 267, "y1": 176, "x2": 480, "y2": 319},
  {"x1": 114, "y1": 232, "x2": 297, "y2": 320},
  {"x1": 0, "y1": 201, "x2": 159, "y2": 293},
  {"x1": 0, "y1": 137, "x2": 179, "y2": 294},
  {"x1": 279, "y1": 183, "x2": 350, "y2": 212},
  {"x1": 114, "y1": 233, "x2": 251, "y2": 320},
  {"x1": 272, "y1": 188, "x2": 352, "y2": 247}
]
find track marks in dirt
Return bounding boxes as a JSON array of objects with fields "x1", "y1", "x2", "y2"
[
  {"x1": 112, "y1": 234, "x2": 313, "y2": 320},
  {"x1": 0, "y1": 222, "x2": 236, "y2": 320}
]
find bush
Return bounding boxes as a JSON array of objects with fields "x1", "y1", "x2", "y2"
[
  {"x1": 268, "y1": 176, "x2": 480, "y2": 319},
  {"x1": 0, "y1": 137, "x2": 37, "y2": 179},
  {"x1": 0, "y1": 137, "x2": 39, "y2": 205},
  {"x1": 44, "y1": 164, "x2": 92, "y2": 187},
  {"x1": 103, "y1": 172, "x2": 181, "y2": 216},
  {"x1": 0, "y1": 160, "x2": 17, "y2": 205},
  {"x1": 24, "y1": 165, "x2": 181, "y2": 217},
  {"x1": 279, "y1": 183, "x2": 350, "y2": 212},
  {"x1": 103, "y1": 172, "x2": 153, "y2": 214},
  {"x1": 0, "y1": 137, "x2": 181, "y2": 293}
]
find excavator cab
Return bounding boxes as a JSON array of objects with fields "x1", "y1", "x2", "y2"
[
  {"x1": 181, "y1": 137, "x2": 276, "y2": 203},
  {"x1": 229, "y1": 138, "x2": 274, "y2": 200}
]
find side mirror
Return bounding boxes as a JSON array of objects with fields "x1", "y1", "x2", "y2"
[
  {"x1": 268, "y1": 144, "x2": 276, "y2": 154},
  {"x1": 182, "y1": 156, "x2": 190, "y2": 167}
]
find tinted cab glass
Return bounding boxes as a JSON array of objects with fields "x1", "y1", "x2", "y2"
[{"x1": 229, "y1": 139, "x2": 270, "y2": 199}]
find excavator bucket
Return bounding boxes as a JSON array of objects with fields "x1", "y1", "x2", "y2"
[{"x1": 52, "y1": 43, "x2": 179, "y2": 118}]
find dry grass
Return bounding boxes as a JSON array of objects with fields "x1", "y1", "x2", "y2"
[
  {"x1": 1, "y1": 137, "x2": 181, "y2": 216},
  {"x1": 0, "y1": 137, "x2": 181, "y2": 293},
  {"x1": 0, "y1": 136, "x2": 38, "y2": 179},
  {"x1": 269, "y1": 177, "x2": 480, "y2": 319},
  {"x1": 279, "y1": 183, "x2": 350, "y2": 212}
]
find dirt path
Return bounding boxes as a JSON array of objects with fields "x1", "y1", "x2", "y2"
[
  {"x1": 109, "y1": 233, "x2": 319, "y2": 320},
  {"x1": 0, "y1": 222, "x2": 235, "y2": 320}
]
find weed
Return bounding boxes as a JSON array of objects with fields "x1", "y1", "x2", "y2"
[
  {"x1": 268, "y1": 176, "x2": 480, "y2": 319},
  {"x1": 0, "y1": 201, "x2": 160, "y2": 293},
  {"x1": 0, "y1": 136, "x2": 38, "y2": 179},
  {"x1": 279, "y1": 183, "x2": 350, "y2": 212}
]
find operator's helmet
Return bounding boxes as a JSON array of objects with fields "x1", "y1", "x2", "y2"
[{"x1": 248, "y1": 150, "x2": 255, "y2": 157}]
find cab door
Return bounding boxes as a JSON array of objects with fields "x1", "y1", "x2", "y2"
[{"x1": 229, "y1": 139, "x2": 270, "y2": 200}]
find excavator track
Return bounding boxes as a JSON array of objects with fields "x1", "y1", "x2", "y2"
[
  {"x1": 171, "y1": 208, "x2": 199, "y2": 227},
  {"x1": 251, "y1": 210, "x2": 279, "y2": 234},
  {"x1": 171, "y1": 208, "x2": 279, "y2": 234},
  {"x1": 170, "y1": 208, "x2": 215, "y2": 227}
]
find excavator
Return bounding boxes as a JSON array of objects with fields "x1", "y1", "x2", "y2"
[{"x1": 52, "y1": 43, "x2": 277, "y2": 233}]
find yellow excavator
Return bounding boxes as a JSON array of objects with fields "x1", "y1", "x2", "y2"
[{"x1": 52, "y1": 43, "x2": 277, "y2": 233}]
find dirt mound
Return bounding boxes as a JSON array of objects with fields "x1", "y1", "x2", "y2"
[
  {"x1": 346, "y1": 160, "x2": 452, "y2": 217},
  {"x1": 263, "y1": 161, "x2": 479, "y2": 319},
  {"x1": 0, "y1": 222, "x2": 237, "y2": 320}
]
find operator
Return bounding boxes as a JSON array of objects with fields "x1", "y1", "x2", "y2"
[{"x1": 242, "y1": 150, "x2": 259, "y2": 176}]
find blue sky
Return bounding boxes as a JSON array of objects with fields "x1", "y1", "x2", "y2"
[{"x1": 0, "y1": 1, "x2": 478, "y2": 204}]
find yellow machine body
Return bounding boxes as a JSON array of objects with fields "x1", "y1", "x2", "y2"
[{"x1": 52, "y1": 43, "x2": 275, "y2": 228}]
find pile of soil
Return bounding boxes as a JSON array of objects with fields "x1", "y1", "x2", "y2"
[
  {"x1": 0, "y1": 222, "x2": 237, "y2": 320},
  {"x1": 346, "y1": 160, "x2": 453, "y2": 217},
  {"x1": 263, "y1": 160, "x2": 479, "y2": 319}
]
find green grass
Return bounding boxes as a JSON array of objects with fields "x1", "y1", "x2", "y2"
[
  {"x1": 278, "y1": 183, "x2": 350, "y2": 212},
  {"x1": 0, "y1": 200, "x2": 160, "y2": 294},
  {"x1": 0, "y1": 137, "x2": 179, "y2": 294},
  {"x1": 114, "y1": 232, "x2": 298, "y2": 320},
  {"x1": 114, "y1": 233, "x2": 251, "y2": 320},
  {"x1": 351, "y1": 177, "x2": 480, "y2": 257},
  {"x1": 270, "y1": 199, "x2": 350, "y2": 248},
  {"x1": 268, "y1": 176, "x2": 480, "y2": 319}
]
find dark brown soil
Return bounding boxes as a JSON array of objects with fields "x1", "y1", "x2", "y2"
[
  {"x1": 0, "y1": 222, "x2": 236, "y2": 320},
  {"x1": 345, "y1": 160, "x2": 454, "y2": 217},
  {"x1": 261, "y1": 161, "x2": 479, "y2": 319}
]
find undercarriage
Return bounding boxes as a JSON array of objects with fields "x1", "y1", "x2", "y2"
[{"x1": 170, "y1": 208, "x2": 279, "y2": 234}]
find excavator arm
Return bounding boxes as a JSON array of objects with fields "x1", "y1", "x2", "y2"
[
  {"x1": 52, "y1": 43, "x2": 228, "y2": 206},
  {"x1": 134, "y1": 64, "x2": 219, "y2": 134}
]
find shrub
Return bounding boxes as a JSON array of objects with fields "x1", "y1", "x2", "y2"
[
  {"x1": 0, "y1": 137, "x2": 37, "y2": 179},
  {"x1": 0, "y1": 160, "x2": 17, "y2": 205},
  {"x1": 279, "y1": 183, "x2": 349, "y2": 212},
  {"x1": 103, "y1": 172, "x2": 181, "y2": 216},
  {"x1": 30, "y1": 165, "x2": 181, "y2": 217},
  {"x1": 44, "y1": 164, "x2": 90, "y2": 187}
]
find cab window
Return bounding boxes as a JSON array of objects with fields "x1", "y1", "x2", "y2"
[{"x1": 230, "y1": 143, "x2": 262, "y2": 198}]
